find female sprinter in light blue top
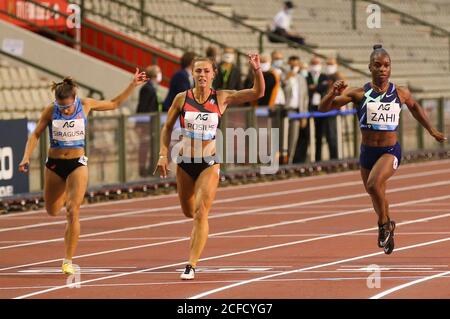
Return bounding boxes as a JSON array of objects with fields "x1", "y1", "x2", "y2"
[{"x1": 18, "y1": 69, "x2": 148, "y2": 275}]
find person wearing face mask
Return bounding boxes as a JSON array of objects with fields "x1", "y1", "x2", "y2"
[
  {"x1": 214, "y1": 47, "x2": 242, "y2": 92},
  {"x1": 136, "y1": 65, "x2": 162, "y2": 177},
  {"x1": 325, "y1": 57, "x2": 345, "y2": 85},
  {"x1": 269, "y1": 1, "x2": 305, "y2": 45},
  {"x1": 307, "y1": 56, "x2": 337, "y2": 162},
  {"x1": 283, "y1": 56, "x2": 310, "y2": 164}
]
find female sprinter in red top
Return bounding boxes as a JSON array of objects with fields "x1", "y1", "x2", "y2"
[{"x1": 156, "y1": 54, "x2": 264, "y2": 279}]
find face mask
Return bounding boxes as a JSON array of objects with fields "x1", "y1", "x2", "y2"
[
  {"x1": 326, "y1": 65, "x2": 337, "y2": 75},
  {"x1": 156, "y1": 72, "x2": 162, "y2": 83},
  {"x1": 260, "y1": 62, "x2": 271, "y2": 72},
  {"x1": 300, "y1": 69, "x2": 308, "y2": 77},
  {"x1": 272, "y1": 59, "x2": 284, "y2": 69},
  {"x1": 222, "y1": 53, "x2": 235, "y2": 64},
  {"x1": 286, "y1": 8, "x2": 293, "y2": 15},
  {"x1": 310, "y1": 64, "x2": 322, "y2": 73},
  {"x1": 291, "y1": 66, "x2": 300, "y2": 73}
]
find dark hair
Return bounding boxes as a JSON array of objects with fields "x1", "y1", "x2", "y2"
[
  {"x1": 181, "y1": 51, "x2": 197, "y2": 69},
  {"x1": 51, "y1": 77, "x2": 77, "y2": 100},
  {"x1": 288, "y1": 55, "x2": 300, "y2": 62},
  {"x1": 205, "y1": 46, "x2": 218, "y2": 59},
  {"x1": 284, "y1": 1, "x2": 294, "y2": 9},
  {"x1": 370, "y1": 44, "x2": 390, "y2": 63},
  {"x1": 192, "y1": 57, "x2": 218, "y2": 74}
]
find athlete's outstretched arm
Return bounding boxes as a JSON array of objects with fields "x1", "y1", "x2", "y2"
[
  {"x1": 400, "y1": 87, "x2": 446, "y2": 143},
  {"x1": 221, "y1": 54, "x2": 265, "y2": 106},
  {"x1": 84, "y1": 68, "x2": 148, "y2": 112},
  {"x1": 155, "y1": 92, "x2": 184, "y2": 178},
  {"x1": 18, "y1": 105, "x2": 53, "y2": 172},
  {"x1": 319, "y1": 80, "x2": 355, "y2": 112}
]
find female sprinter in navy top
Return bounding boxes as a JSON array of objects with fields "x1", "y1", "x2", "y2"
[
  {"x1": 18, "y1": 69, "x2": 148, "y2": 275},
  {"x1": 319, "y1": 45, "x2": 446, "y2": 254},
  {"x1": 156, "y1": 54, "x2": 264, "y2": 279}
]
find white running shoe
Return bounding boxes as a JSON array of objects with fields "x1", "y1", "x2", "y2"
[{"x1": 180, "y1": 264, "x2": 195, "y2": 280}]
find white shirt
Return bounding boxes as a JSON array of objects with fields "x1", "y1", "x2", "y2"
[{"x1": 272, "y1": 10, "x2": 291, "y2": 31}]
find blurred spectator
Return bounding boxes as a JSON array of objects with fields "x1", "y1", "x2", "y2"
[
  {"x1": 269, "y1": 1, "x2": 305, "y2": 45},
  {"x1": 136, "y1": 65, "x2": 162, "y2": 177},
  {"x1": 163, "y1": 51, "x2": 196, "y2": 111},
  {"x1": 270, "y1": 50, "x2": 286, "y2": 106},
  {"x1": 283, "y1": 56, "x2": 309, "y2": 164},
  {"x1": 137, "y1": 65, "x2": 161, "y2": 113},
  {"x1": 308, "y1": 56, "x2": 337, "y2": 162},
  {"x1": 325, "y1": 57, "x2": 345, "y2": 84},
  {"x1": 206, "y1": 46, "x2": 220, "y2": 64},
  {"x1": 214, "y1": 47, "x2": 242, "y2": 91},
  {"x1": 250, "y1": 53, "x2": 277, "y2": 107},
  {"x1": 299, "y1": 61, "x2": 309, "y2": 78}
]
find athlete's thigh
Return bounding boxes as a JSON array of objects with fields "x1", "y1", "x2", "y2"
[
  {"x1": 44, "y1": 167, "x2": 67, "y2": 208},
  {"x1": 368, "y1": 154, "x2": 398, "y2": 185},
  {"x1": 194, "y1": 164, "x2": 220, "y2": 212},
  {"x1": 65, "y1": 165, "x2": 89, "y2": 207},
  {"x1": 176, "y1": 165, "x2": 195, "y2": 216}
]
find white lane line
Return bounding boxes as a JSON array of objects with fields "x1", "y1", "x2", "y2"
[
  {"x1": 3, "y1": 159, "x2": 448, "y2": 219},
  {"x1": 188, "y1": 236, "x2": 450, "y2": 299},
  {"x1": 0, "y1": 166, "x2": 359, "y2": 219},
  {"x1": 1, "y1": 179, "x2": 449, "y2": 252},
  {"x1": 1, "y1": 192, "x2": 449, "y2": 274},
  {"x1": 2, "y1": 165, "x2": 449, "y2": 233},
  {"x1": 12, "y1": 209, "x2": 450, "y2": 299},
  {"x1": 370, "y1": 270, "x2": 450, "y2": 299}
]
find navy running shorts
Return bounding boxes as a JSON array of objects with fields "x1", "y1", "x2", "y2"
[{"x1": 359, "y1": 142, "x2": 402, "y2": 170}]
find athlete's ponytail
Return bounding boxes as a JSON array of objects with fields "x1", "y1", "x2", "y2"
[{"x1": 51, "y1": 77, "x2": 77, "y2": 100}]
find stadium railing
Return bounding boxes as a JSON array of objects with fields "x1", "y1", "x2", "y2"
[{"x1": 20, "y1": 98, "x2": 448, "y2": 192}]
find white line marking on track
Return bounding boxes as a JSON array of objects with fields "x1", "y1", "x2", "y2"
[
  {"x1": 370, "y1": 270, "x2": 450, "y2": 299},
  {"x1": 1, "y1": 179, "x2": 449, "y2": 252},
  {"x1": 2, "y1": 166, "x2": 449, "y2": 234},
  {"x1": 1, "y1": 194, "x2": 450, "y2": 274},
  {"x1": 12, "y1": 209, "x2": 450, "y2": 299}
]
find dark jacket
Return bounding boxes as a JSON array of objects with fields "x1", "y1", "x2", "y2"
[
  {"x1": 163, "y1": 69, "x2": 191, "y2": 111},
  {"x1": 306, "y1": 72, "x2": 329, "y2": 109},
  {"x1": 214, "y1": 62, "x2": 242, "y2": 90},
  {"x1": 137, "y1": 81, "x2": 158, "y2": 113}
]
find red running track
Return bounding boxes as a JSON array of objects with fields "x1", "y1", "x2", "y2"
[{"x1": 0, "y1": 159, "x2": 449, "y2": 299}]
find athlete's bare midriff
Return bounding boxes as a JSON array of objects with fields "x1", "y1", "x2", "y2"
[
  {"x1": 360, "y1": 129, "x2": 398, "y2": 147},
  {"x1": 47, "y1": 148, "x2": 85, "y2": 159},
  {"x1": 179, "y1": 137, "x2": 216, "y2": 158}
]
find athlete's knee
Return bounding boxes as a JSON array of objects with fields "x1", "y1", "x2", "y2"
[
  {"x1": 65, "y1": 202, "x2": 80, "y2": 223},
  {"x1": 193, "y1": 208, "x2": 208, "y2": 223},
  {"x1": 182, "y1": 207, "x2": 194, "y2": 219},
  {"x1": 45, "y1": 203, "x2": 61, "y2": 217},
  {"x1": 366, "y1": 178, "x2": 383, "y2": 195}
]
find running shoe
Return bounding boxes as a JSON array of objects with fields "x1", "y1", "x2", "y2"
[
  {"x1": 383, "y1": 221, "x2": 396, "y2": 255},
  {"x1": 180, "y1": 264, "x2": 195, "y2": 280},
  {"x1": 62, "y1": 262, "x2": 75, "y2": 275}
]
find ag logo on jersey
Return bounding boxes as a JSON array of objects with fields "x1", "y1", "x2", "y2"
[
  {"x1": 63, "y1": 121, "x2": 75, "y2": 128},
  {"x1": 195, "y1": 113, "x2": 209, "y2": 121}
]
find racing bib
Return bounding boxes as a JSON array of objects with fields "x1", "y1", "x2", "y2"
[
  {"x1": 52, "y1": 119, "x2": 86, "y2": 142},
  {"x1": 183, "y1": 111, "x2": 219, "y2": 140},
  {"x1": 367, "y1": 101, "x2": 400, "y2": 131}
]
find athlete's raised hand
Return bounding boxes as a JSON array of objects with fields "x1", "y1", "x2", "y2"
[
  {"x1": 430, "y1": 129, "x2": 447, "y2": 143},
  {"x1": 132, "y1": 67, "x2": 149, "y2": 87},
  {"x1": 331, "y1": 80, "x2": 348, "y2": 96},
  {"x1": 248, "y1": 53, "x2": 261, "y2": 71}
]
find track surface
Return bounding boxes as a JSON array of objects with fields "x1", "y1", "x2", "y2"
[{"x1": 1, "y1": 160, "x2": 449, "y2": 299}]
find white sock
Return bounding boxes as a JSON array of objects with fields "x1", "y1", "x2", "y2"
[{"x1": 63, "y1": 258, "x2": 72, "y2": 265}]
